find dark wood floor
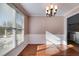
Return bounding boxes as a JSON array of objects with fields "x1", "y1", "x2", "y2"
[{"x1": 18, "y1": 44, "x2": 79, "y2": 56}]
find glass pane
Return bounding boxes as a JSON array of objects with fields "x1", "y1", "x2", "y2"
[
  {"x1": 0, "y1": 27, "x2": 5, "y2": 38},
  {"x1": 16, "y1": 29, "x2": 24, "y2": 45},
  {"x1": 16, "y1": 12, "x2": 23, "y2": 29},
  {"x1": 0, "y1": 4, "x2": 16, "y2": 55},
  {"x1": 6, "y1": 13, "x2": 14, "y2": 37},
  {"x1": 16, "y1": 12, "x2": 24, "y2": 45},
  {"x1": 6, "y1": 28, "x2": 13, "y2": 36}
]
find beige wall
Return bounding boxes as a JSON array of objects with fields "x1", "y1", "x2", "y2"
[
  {"x1": 24, "y1": 16, "x2": 29, "y2": 34},
  {"x1": 29, "y1": 16, "x2": 64, "y2": 34}
]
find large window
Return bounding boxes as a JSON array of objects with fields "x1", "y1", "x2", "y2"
[
  {"x1": 16, "y1": 11, "x2": 24, "y2": 45},
  {"x1": 0, "y1": 3, "x2": 24, "y2": 56}
]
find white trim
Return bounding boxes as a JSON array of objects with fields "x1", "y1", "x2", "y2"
[
  {"x1": 64, "y1": 5, "x2": 79, "y2": 18},
  {"x1": 64, "y1": 16, "x2": 67, "y2": 45}
]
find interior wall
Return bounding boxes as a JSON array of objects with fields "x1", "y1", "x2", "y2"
[
  {"x1": 24, "y1": 16, "x2": 29, "y2": 34},
  {"x1": 29, "y1": 16, "x2": 64, "y2": 34},
  {"x1": 29, "y1": 16, "x2": 65, "y2": 44}
]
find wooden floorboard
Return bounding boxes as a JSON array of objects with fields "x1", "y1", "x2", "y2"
[{"x1": 18, "y1": 44, "x2": 79, "y2": 56}]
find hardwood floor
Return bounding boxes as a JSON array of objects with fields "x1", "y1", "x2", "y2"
[{"x1": 18, "y1": 44, "x2": 79, "y2": 56}]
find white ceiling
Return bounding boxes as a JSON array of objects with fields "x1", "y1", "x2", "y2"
[{"x1": 21, "y1": 3, "x2": 79, "y2": 16}]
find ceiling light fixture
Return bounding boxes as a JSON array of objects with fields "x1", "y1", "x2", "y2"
[{"x1": 46, "y1": 4, "x2": 58, "y2": 17}]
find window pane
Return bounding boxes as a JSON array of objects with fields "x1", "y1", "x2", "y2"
[
  {"x1": 0, "y1": 4, "x2": 16, "y2": 55},
  {"x1": 16, "y1": 12, "x2": 23, "y2": 29},
  {"x1": 6, "y1": 18, "x2": 14, "y2": 37},
  {"x1": 6, "y1": 28, "x2": 13, "y2": 35},
  {"x1": 16, "y1": 12, "x2": 24, "y2": 45},
  {"x1": 0, "y1": 27, "x2": 5, "y2": 38}
]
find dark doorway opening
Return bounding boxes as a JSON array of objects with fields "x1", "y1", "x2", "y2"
[{"x1": 67, "y1": 13, "x2": 79, "y2": 45}]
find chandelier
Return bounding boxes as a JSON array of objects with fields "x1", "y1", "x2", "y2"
[{"x1": 46, "y1": 4, "x2": 58, "y2": 16}]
